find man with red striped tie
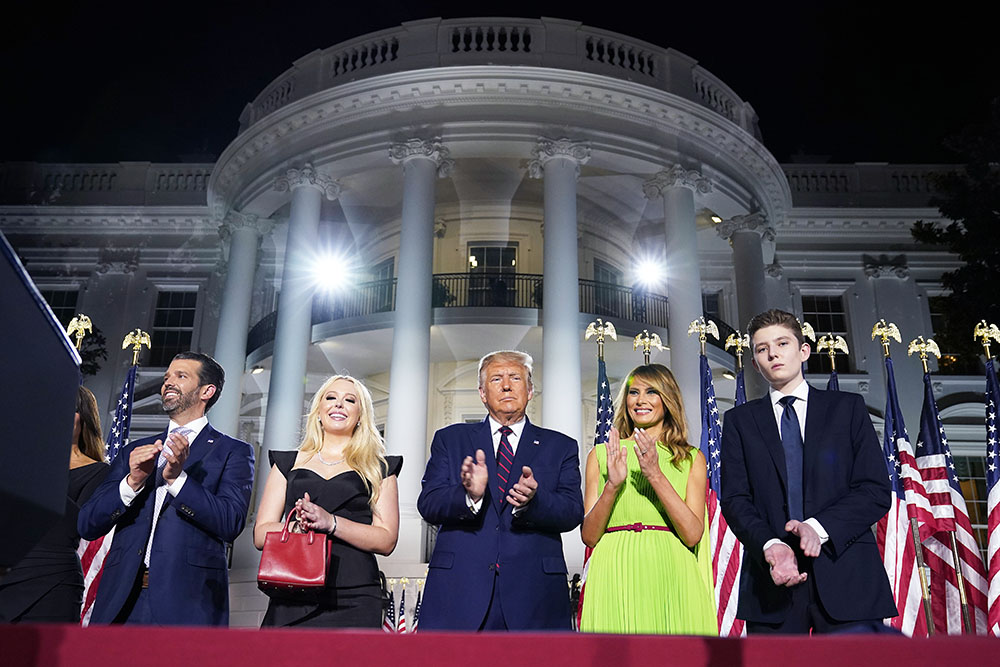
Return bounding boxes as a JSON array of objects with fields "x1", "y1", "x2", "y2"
[{"x1": 418, "y1": 350, "x2": 583, "y2": 630}]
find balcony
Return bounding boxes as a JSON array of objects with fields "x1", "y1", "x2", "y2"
[{"x1": 246, "y1": 273, "x2": 672, "y2": 355}]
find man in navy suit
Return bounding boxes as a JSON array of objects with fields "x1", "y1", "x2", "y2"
[
  {"x1": 720, "y1": 309, "x2": 896, "y2": 633},
  {"x1": 79, "y1": 352, "x2": 254, "y2": 625},
  {"x1": 417, "y1": 350, "x2": 583, "y2": 630}
]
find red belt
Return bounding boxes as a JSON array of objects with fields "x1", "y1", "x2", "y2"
[{"x1": 605, "y1": 523, "x2": 671, "y2": 533}]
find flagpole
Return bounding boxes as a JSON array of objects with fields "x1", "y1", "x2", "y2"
[
  {"x1": 725, "y1": 331, "x2": 749, "y2": 374},
  {"x1": 875, "y1": 320, "x2": 934, "y2": 634},
  {"x1": 976, "y1": 320, "x2": 1000, "y2": 636}
]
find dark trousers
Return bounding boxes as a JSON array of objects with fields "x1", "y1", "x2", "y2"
[{"x1": 746, "y1": 567, "x2": 879, "y2": 635}]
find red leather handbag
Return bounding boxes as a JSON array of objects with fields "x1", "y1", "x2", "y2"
[{"x1": 257, "y1": 510, "x2": 330, "y2": 596}]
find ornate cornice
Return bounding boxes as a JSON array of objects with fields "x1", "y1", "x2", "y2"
[
  {"x1": 527, "y1": 138, "x2": 591, "y2": 179},
  {"x1": 96, "y1": 247, "x2": 140, "y2": 275},
  {"x1": 388, "y1": 138, "x2": 454, "y2": 177},
  {"x1": 715, "y1": 212, "x2": 775, "y2": 242},
  {"x1": 764, "y1": 257, "x2": 784, "y2": 278},
  {"x1": 642, "y1": 164, "x2": 713, "y2": 199},
  {"x1": 273, "y1": 163, "x2": 340, "y2": 200},
  {"x1": 863, "y1": 253, "x2": 910, "y2": 279},
  {"x1": 218, "y1": 210, "x2": 274, "y2": 242}
]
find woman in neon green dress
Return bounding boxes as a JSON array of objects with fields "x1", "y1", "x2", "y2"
[{"x1": 580, "y1": 364, "x2": 717, "y2": 635}]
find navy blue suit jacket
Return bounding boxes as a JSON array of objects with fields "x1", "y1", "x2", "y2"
[
  {"x1": 78, "y1": 424, "x2": 255, "y2": 625},
  {"x1": 719, "y1": 387, "x2": 897, "y2": 624},
  {"x1": 417, "y1": 417, "x2": 583, "y2": 630}
]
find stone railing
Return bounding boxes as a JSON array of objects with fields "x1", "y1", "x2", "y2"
[
  {"x1": 238, "y1": 17, "x2": 760, "y2": 136},
  {"x1": 0, "y1": 162, "x2": 212, "y2": 206},
  {"x1": 783, "y1": 163, "x2": 954, "y2": 208}
]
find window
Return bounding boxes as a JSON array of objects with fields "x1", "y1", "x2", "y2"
[
  {"x1": 953, "y1": 455, "x2": 988, "y2": 564},
  {"x1": 369, "y1": 257, "x2": 394, "y2": 312},
  {"x1": 593, "y1": 258, "x2": 623, "y2": 317},
  {"x1": 468, "y1": 243, "x2": 517, "y2": 307},
  {"x1": 801, "y1": 294, "x2": 851, "y2": 373},
  {"x1": 703, "y1": 291, "x2": 722, "y2": 326},
  {"x1": 929, "y1": 295, "x2": 981, "y2": 374},
  {"x1": 150, "y1": 290, "x2": 198, "y2": 367},
  {"x1": 39, "y1": 289, "x2": 79, "y2": 328}
]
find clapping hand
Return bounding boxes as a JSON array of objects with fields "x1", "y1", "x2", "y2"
[
  {"x1": 605, "y1": 428, "x2": 628, "y2": 490},
  {"x1": 507, "y1": 466, "x2": 538, "y2": 508},
  {"x1": 461, "y1": 449, "x2": 489, "y2": 502},
  {"x1": 633, "y1": 428, "x2": 661, "y2": 480}
]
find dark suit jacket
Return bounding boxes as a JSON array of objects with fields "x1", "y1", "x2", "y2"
[
  {"x1": 719, "y1": 387, "x2": 897, "y2": 624},
  {"x1": 417, "y1": 417, "x2": 583, "y2": 630},
  {"x1": 78, "y1": 424, "x2": 255, "y2": 625}
]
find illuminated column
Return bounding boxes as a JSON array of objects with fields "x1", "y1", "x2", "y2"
[
  {"x1": 385, "y1": 139, "x2": 452, "y2": 563},
  {"x1": 260, "y1": 165, "x2": 340, "y2": 465},
  {"x1": 212, "y1": 211, "x2": 273, "y2": 435},
  {"x1": 717, "y1": 212, "x2": 773, "y2": 399},
  {"x1": 530, "y1": 137, "x2": 590, "y2": 569},
  {"x1": 643, "y1": 166, "x2": 712, "y2": 446}
]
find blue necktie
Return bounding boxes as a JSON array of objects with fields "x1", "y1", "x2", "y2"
[{"x1": 779, "y1": 396, "x2": 804, "y2": 521}]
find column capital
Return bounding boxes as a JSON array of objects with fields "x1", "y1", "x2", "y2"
[
  {"x1": 715, "y1": 212, "x2": 775, "y2": 242},
  {"x1": 863, "y1": 253, "x2": 910, "y2": 279},
  {"x1": 527, "y1": 137, "x2": 591, "y2": 179},
  {"x1": 389, "y1": 138, "x2": 454, "y2": 177},
  {"x1": 218, "y1": 210, "x2": 274, "y2": 242},
  {"x1": 765, "y1": 257, "x2": 784, "y2": 278},
  {"x1": 273, "y1": 163, "x2": 341, "y2": 200},
  {"x1": 642, "y1": 165, "x2": 713, "y2": 199}
]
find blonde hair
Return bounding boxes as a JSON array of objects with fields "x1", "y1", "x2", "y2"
[
  {"x1": 612, "y1": 364, "x2": 693, "y2": 470},
  {"x1": 300, "y1": 375, "x2": 387, "y2": 509}
]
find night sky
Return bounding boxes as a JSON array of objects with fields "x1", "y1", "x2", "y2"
[{"x1": 3, "y1": 1, "x2": 996, "y2": 165}]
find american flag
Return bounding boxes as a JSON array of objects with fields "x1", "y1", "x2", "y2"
[
  {"x1": 875, "y1": 356, "x2": 930, "y2": 636},
  {"x1": 78, "y1": 364, "x2": 136, "y2": 625},
  {"x1": 700, "y1": 354, "x2": 742, "y2": 636},
  {"x1": 985, "y1": 359, "x2": 1000, "y2": 635},
  {"x1": 914, "y1": 371, "x2": 988, "y2": 634},
  {"x1": 382, "y1": 582, "x2": 396, "y2": 633},
  {"x1": 576, "y1": 356, "x2": 613, "y2": 629},
  {"x1": 411, "y1": 586, "x2": 422, "y2": 633},
  {"x1": 396, "y1": 585, "x2": 407, "y2": 633},
  {"x1": 827, "y1": 369, "x2": 840, "y2": 392}
]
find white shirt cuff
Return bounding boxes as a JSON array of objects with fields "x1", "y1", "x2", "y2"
[
  {"x1": 466, "y1": 493, "x2": 483, "y2": 514},
  {"x1": 803, "y1": 517, "x2": 829, "y2": 544},
  {"x1": 763, "y1": 538, "x2": 787, "y2": 555},
  {"x1": 166, "y1": 471, "x2": 188, "y2": 496},
  {"x1": 119, "y1": 476, "x2": 139, "y2": 505}
]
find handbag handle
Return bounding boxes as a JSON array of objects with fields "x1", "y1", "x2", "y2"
[{"x1": 280, "y1": 509, "x2": 316, "y2": 545}]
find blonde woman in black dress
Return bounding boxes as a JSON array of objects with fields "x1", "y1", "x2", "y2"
[{"x1": 254, "y1": 375, "x2": 400, "y2": 627}]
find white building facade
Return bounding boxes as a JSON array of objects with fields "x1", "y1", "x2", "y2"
[{"x1": 2, "y1": 18, "x2": 988, "y2": 627}]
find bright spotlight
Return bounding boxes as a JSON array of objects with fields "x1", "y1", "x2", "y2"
[
  {"x1": 633, "y1": 256, "x2": 665, "y2": 290},
  {"x1": 310, "y1": 251, "x2": 356, "y2": 293}
]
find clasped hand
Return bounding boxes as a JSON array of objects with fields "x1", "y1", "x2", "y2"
[{"x1": 295, "y1": 492, "x2": 335, "y2": 533}]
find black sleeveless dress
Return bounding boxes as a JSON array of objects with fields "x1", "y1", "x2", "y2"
[
  {"x1": 0, "y1": 461, "x2": 110, "y2": 623},
  {"x1": 260, "y1": 451, "x2": 402, "y2": 628}
]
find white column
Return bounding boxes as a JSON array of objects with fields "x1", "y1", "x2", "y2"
[
  {"x1": 212, "y1": 211, "x2": 273, "y2": 435},
  {"x1": 717, "y1": 212, "x2": 774, "y2": 400},
  {"x1": 529, "y1": 137, "x2": 590, "y2": 569},
  {"x1": 643, "y1": 166, "x2": 712, "y2": 446},
  {"x1": 260, "y1": 165, "x2": 340, "y2": 466},
  {"x1": 385, "y1": 139, "x2": 453, "y2": 564}
]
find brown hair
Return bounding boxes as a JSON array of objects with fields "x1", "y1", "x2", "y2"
[
  {"x1": 76, "y1": 386, "x2": 105, "y2": 461},
  {"x1": 747, "y1": 309, "x2": 805, "y2": 347},
  {"x1": 612, "y1": 364, "x2": 692, "y2": 470}
]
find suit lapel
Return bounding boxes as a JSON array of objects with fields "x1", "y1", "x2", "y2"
[
  {"x1": 803, "y1": 387, "x2": 828, "y2": 514},
  {"x1": 160, "y1": 423, "x2": 217, "y2": 512},
  {"x1": 749, "y1": 396, "x2": 788, "y2": 492}
]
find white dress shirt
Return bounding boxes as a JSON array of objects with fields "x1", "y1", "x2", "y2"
[
  {"x1": 762, "y1": 379, "x2": 829, "y2": 554},
  {"x1": 118, "y1": 415, "x2": 209, "y2": 505},
  {"x1": 467, "y1": 416, "x2": 527, "y2": 513}
]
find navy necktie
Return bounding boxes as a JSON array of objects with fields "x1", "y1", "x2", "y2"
[
  {"x1": 779, "y1": 396, "x2": 804, "y2": 521},
  {"x1": 496, "y1": 426, "x2": 514, "y2": 505}
]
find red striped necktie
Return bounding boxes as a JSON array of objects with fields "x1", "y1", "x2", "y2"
[{"x1": 496, "y1": 425, "x2": 514, "y2": 504}]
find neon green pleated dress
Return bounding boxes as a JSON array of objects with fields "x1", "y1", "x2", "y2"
[{"x1": 580, "y1": 441, "x2": 718, "y2": 635}]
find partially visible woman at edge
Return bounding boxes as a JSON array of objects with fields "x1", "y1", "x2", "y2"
[
  {"x1": 254, "y1": 375, "x2": 401, "y2": 628},
  {"x1": 0, "y1": 386, "x2": 110, "y2": 623},
  {"x1": 579, "y1": 364, "x2": 717, "y2": 634}
]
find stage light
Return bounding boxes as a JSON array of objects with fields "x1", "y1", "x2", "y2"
[
  {"x1": 310, "y1": 251, "x2": 357, "y2": 293},
  {"x1": 633, "y1": 256, "x2": 665, "y2": 290},
  {"x1": 722, "y1": 370, "x2": 736, "y2": 380}
]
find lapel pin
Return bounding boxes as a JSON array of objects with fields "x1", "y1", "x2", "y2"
[{"x1": 533, "y1": 440, "x2": 539, "y2": 445}]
